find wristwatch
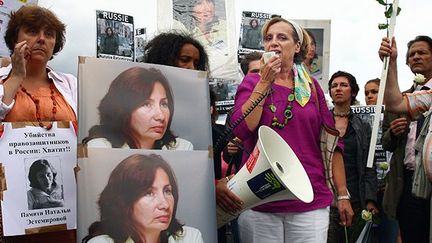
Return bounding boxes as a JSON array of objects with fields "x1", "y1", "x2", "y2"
[{"x1": 337, "y1": 190, "x2": 351, "y2": 201}]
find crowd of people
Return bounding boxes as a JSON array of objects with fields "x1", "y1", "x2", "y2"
[{"x1": 0, "y1": 3, "x2": 431, "y2": 243}]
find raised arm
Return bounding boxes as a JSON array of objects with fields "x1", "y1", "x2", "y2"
[
  {"x1": 2, "y1": 40, "x2": 29, "y2": 105},
  {"x1": 379, "y1": 37, "x2": 409, "y2": 114},
  {"x1": 241, "y1": 56, "x2": 280, "y2": 131}
]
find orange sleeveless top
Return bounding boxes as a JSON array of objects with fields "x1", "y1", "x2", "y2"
[{"x1": 3, "y1": 84, "x2": 76, "y2": 122}]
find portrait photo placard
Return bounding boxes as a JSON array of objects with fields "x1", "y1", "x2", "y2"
[
  {"x1": 351, "y1": 105, "x2": 391, "y2": 181},
  {"x1": 237, "y1": 11, "x2": 274, "y2": 61},
  {"x1": 0, "y1": 122, "x2": 77, "y2": 236},
  {"x1": 77, "y1": 148, "x2": 217, "y2": 243},
  {"x1": 157, "y1": 0, "x2": 238, "y2": 80},
  {"x1": 96, "y1": 10, "x2": 134, "y2": 61},
  {"x1": 78, "y1": 57, "x2": 212, "y2": 151},
  {"x1": 293, "y1": 19, "x2": 331, "y2": 92}
]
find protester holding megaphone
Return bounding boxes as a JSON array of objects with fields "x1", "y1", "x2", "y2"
[{"x1": 229, "y1": 17, "x2": 353, "y2": 243}]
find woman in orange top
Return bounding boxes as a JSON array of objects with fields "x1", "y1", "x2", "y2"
[
  {"x1": 0, "y1": 5, "x2": 77, "y2": 243},
  {"x1": 0, "y1": 5, "x2": 76, "y2": 125}
]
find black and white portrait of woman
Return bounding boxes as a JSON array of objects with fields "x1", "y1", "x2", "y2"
[{"x1": 27, "y1": 159, "x2": 64, "y2": 210}]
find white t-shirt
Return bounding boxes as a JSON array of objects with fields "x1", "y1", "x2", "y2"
[
  {"x1": 87, "y1": 137, "x2": 193, "y2": 150},
  {"x1": 87, "y1": 226, "x2": 204, "y2": 243}
]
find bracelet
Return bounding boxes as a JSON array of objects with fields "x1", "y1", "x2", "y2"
[
  {"x1": 337, "y1": 189, "x2": 351, "y2": 201},
  {"x1": 337, "y1": 195, "x2": 351, "y2": 201},
  {"x1": 253, "y1": 90, "x2": 265, "y2": 96}
]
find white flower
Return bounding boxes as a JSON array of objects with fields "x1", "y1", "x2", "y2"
[
  {"x1": 361, "y1": 210, "x2": 373, "y2": 222},
  {"x1": 414, "y1": 73, "x2": 426, "y2": 84},
  {"x1": 379, "y1": 162, "x2": 389, "y2": 171}
]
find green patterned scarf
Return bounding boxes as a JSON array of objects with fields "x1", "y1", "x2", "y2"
[{"x1": 293, "y1": 63, "x2": 312, "y2": 107}]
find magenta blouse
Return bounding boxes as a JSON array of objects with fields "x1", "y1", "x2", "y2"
[{"x1": 231, "y1": 73, "x2": 343, "y2": 213}]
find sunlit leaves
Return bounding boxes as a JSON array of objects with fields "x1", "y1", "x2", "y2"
[
  {"x1": 376, "y1": 0, "x2": 387, "y2": 5},
  {"x1": 377, "y1": 0, "x2": 401, "y2": 31},
  {"x1": 378, "y1": 23, "x2": 389, "y2": 29}
]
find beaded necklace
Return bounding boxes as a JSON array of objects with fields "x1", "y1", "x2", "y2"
[
  {"x1": 20, "y1": 81, "x2": 57, "y2": 129},
  {"x1": 332, "y1": 109, "x2": 351, "y2": 117},
  {"x1": 269, "y1": 84, "x2": 295, "y2": 129}
]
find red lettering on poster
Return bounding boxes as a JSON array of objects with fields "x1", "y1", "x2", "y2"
[{"x1": 246, "y1": 145, "x2": 260, "y2": 173}]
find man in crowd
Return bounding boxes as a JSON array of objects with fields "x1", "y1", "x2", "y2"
[{"x1": 382, "y1": 35, "x2": 432, "y2": 242}]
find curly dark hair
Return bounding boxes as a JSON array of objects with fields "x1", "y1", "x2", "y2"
[
  {"x1": 328, "y1": 70, "x2": 359, "y2": 105},
  {"x1": 105, "y1": 27, "x2": 114, "y2": 36},
  {"x1": 249, "y1": 19, "x2": 259, "y2": 29},
  {"x1": 28, "y1": 159, "x2": 58, "y2": 191},
  {"x1": 86, "y1": 154, "x2": 183, "y2": 243},
  {"x1": 4, "y1": 5, "x2": 66, "y2": 59},
  {"x1": 144, "y1": 31, "x2": 209, "y2": 72},
  {"x1": 85, "y1": 67, "x2": 176, "y2": 149}
]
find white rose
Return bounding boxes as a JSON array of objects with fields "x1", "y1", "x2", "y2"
[
  {"x1": 361, "y1": 209, "x2": 373, "y2": 222},
  {"x1": 414, "y1": 73, "x2": 426, "y2": 84}
]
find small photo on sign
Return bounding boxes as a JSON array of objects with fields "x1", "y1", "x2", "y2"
[
  {"x1": 96, "y1": 10, "x2": 134, "y2": 61},
  {"x1": 25, "y1": 157, "x2": 64, "y2": 210}
]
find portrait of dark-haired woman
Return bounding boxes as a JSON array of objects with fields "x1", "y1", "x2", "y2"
[
  {"x1": 27, "y1": 159, "x2": 64, "y2": 210},
  {"x1": 242, "y1": 18, "x2": 262, "y2": 50},
  {"x1": 84, "y1": 154, "x2": 203, "y2": 243},
  {"x1": 101, "y1": 27, "x2": 119, "y2": 55},
  {"x1": 84, "y1": 67, "x2": 193, "y2": 150}
]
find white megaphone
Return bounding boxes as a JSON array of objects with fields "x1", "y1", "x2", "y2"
[{"x1": 217, "y1": 125, "x2": 313, "y2": 228}]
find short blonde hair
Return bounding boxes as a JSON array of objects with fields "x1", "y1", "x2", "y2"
[{"x1": 261, "y1": 17, "x2": 310, "y2": 64}]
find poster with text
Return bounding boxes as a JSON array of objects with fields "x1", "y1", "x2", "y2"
[
  {"x1": 0, "y1": 122, "x2": 77, "y2": 236},
  {"x1": 351, "y1": 105, "x2": 390, "y2": 182},
  {"x1": 96, "y1": 10, "x2": 134, "y2": 61},
  {"x1": 78, "y1": 57, "x2": 212, "y2": 151},
  {"x1": 134, "y1": 27, "x2": 147, "y2": 62},
  {"x1": 77, "y1": 148, "x2": 217, "y2": 243},
  {"x1": 209, "y1": 77, "x2": 239, "y2": 114},
  {"x1": 0, "y1": 0, "x2": 39, "y2": 57},
  {"x1": 237, "y1": 11, "x2": 274, "y2": 61}
]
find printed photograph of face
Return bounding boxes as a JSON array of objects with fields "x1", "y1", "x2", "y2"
[
  {"x1": 26, "y1": 158, "x2": 64, "y2": 210},
  {"x1": 131, "y1": 166, "x2": 175, "y2": 234},
  {"x1": 77, "y1": 149, "x2": 216, "y2": 242},
  {"x1": 96, "y1": 11, "x2": 134, "y2": 59},
  {"x1": 172, "y1": 0, "x2": 227, "y2": 50},
  {"x1": 84, "y1": 154, "x2": 195, "y2": 242},
  {"x1": 240, "y1": 17, "x2": 265, "y2": 50},
  {"x1": 79, "y1": 57, "x2": 211, "y2": 151},
  {"x1": 129, "y1": 81, "x2": 171, "y2": 145},
  {"x1": 85, "y1": 67, "x2": 182, "y2": 150}
]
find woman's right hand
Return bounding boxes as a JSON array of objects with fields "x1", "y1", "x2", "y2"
[
  {"x1": 10, "y1": 40, "x2": 30, "y2": 81},
  {"x1": 216, "y1": 175, "x2": 243, "y2": 213},
  {"x1": 259, "y1": 55, "x2": 281, "y2": 85}
]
